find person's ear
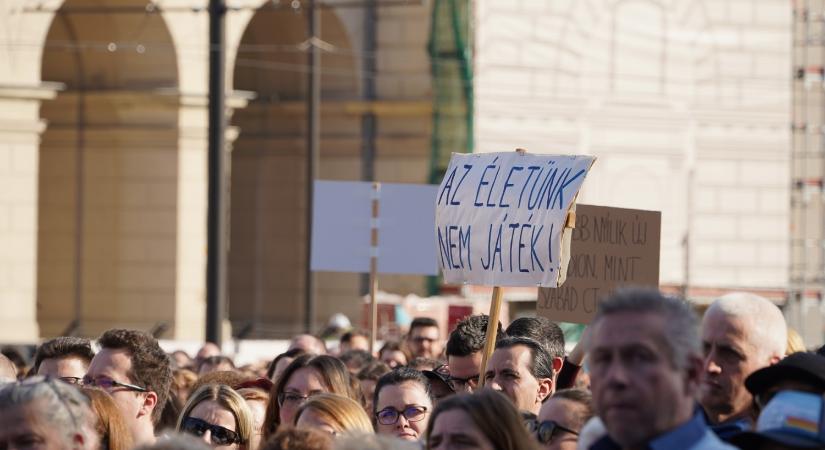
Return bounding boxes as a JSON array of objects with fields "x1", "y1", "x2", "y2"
[
  {"x1": 537, "y1": 377, "x2": 553, "y2": 403},
  {"x1": 552, "y1": 356, "x2": 564, "y2": 373},
  {"x1": 138, "y1": 390, "x2": 158, "y2": 420}
]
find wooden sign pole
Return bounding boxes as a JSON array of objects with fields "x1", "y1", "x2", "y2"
[
  {"x1": 477, "y1": 286, "x2": 503, "y2": 388},
  {"x1": 369, "y1": 182, "x2": 380, "y2": 354}
]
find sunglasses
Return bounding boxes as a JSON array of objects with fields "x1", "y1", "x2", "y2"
[
  {"x1": 82, "y1": 376, "x2": 147, "y2": 392},
  {"x1": 536, "y1": 420, "x2": 579, "y2": 444},
  {"x1": 181, "y1": 417, "x2": 242, "y2": 446}
]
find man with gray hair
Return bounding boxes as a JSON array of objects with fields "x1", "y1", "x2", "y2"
[
  {"x1": 0, "y1": 377, "x2": 99, "y2": 450},
  {"x1": 589, "y1": 288, "x2": 735, "y2": 450},
  {"x1": 700, "y1": 292, "x2": 787, "y2": 439}
]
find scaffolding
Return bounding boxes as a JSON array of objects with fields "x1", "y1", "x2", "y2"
[{"x1": 791, "y1": 0, "x2": 825, "y2": 340}]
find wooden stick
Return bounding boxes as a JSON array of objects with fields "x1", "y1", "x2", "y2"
[
  {"x1": 477, "y1": 286, "x2": 503, "y2": 388},
  {"x1": 369, "y1": 182, "x2": 380, "y2": 354}
]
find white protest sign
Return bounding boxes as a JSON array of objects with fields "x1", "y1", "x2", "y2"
[
  {"x1": 435, "y1": 152, "x2": 595, "y2": 287},
  {"x1": 311, "y1": 180, "x2": 439, "y2": 275}
]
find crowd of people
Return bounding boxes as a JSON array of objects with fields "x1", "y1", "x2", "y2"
[{"x1": 1, "y1": 287, "x2": 825, "y2": 449}]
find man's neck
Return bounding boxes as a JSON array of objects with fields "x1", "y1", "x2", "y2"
[
  {"x1": 131, "y1": 421, "x2": 157, "y2": 447},
  {"x1": 708, "y1": 407, "x2": 752, "y2": 426}
]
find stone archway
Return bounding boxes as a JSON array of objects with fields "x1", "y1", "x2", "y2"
[
  {"x1": 38, "y1": 0, "x2": 179, "y2": 337},
  {"x1": 229, "y1": 4, "x2": 360, "y2": 337}
]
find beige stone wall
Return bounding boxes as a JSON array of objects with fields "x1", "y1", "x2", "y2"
[{"x1": 474, "y1": 0, "x2": 790, "y2": 293}]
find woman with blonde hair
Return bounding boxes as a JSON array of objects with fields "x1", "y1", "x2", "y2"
[
  {"x1": 81, "y1": 387, "x2": 133, "y2": 450},
  {"x1": 294, "y1": 393, "x2": 373, "y2": 436},
  {"x1": 177, "y1": 384, "x2": 254, "y2": 449}
]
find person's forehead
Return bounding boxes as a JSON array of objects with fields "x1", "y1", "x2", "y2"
[
  {"x1": 538, "y1": 397, "x2": 580, "y2": 424},
  {"x1": 88, "y1": 347, "x2": 133, "y2": 377},
  {"x1": 591, "y1": 313, "x2": 666, "y2": 349},
  {"x1": 377, "y1": 381, "x2": 429, "y2": 407},
  {"x1": 285, "y1": 367, "x2": 324, "y2": 391},
  {"x1": 490, "y1": 344, "x2": 531, "y2": 369},
  {"x1": 701, "y1": 310, "x2": 749, "y2": 342},
  {"x1": 431, "y1": 408, "x2": 473, "y2": 431},
  {"x1": 411, "y1": 326, "x2": 439, "y2": 337},
  {"x1": 190, "y1": 400, "x2": 237, "y2": 429}
]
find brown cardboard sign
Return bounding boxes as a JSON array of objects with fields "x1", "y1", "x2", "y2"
[{"x1": 537, "y1": 204, "x2": 661, "y2": 324}]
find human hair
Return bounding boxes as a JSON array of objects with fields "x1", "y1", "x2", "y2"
[
  {"x1": 446, "y1": 315, "x2": 502, "y2": 357},
  {"x1": 340, "y1": 329, "x2": 369, "y2": 345},
  {"x1": 706, "y1": 292, "x2": 788, "y2": 362},
  {"x1": 339, "y1": 350, "x2": 374, "y2": 371},
  {"x1": 550, "y1": 388, "x2": 594, "y2": 430},
  {"x1": 33, "y1": 336, "x2": 95, "y2": 373},
  {"x1": 373, "y1": 367, "x2": 434, "y2": 416},
  {"x1": 238, "y1": 387, "x2": 270, "y2": 404},
  {"x1": 357, "y1": 360, "x2": 390, "y2": 382},
  {"x1": 0, "y1": 378, "x2": 98, "y2": 449},
  {"x1": 505, "y1": 317, "x2": 565, "y2": 359},
  {"x1": 409, "y1": 317, "x2": 438, "y2": 333},
  {"x1": 266, "y1": 348, "x2": 307, "y2": 380},
  {"x1": 595, "y1": 288, "x2": 700, "y2": 369},
  {"x1": 263, "y1": 354, "x2": 357, "y2": 437},
  {"x1": 134, "y1": 433, "x2": 211, "y2": 450},
  {"x1": 191, "y1": 370, "x2": 250, "y2": 395},
  {"x1": 177, "y1": 384, "x2": 254, "y2": 446},
  {"x1": 261, "y1": 428, "x2": 332, "y2": 450},
  {"x1": 407, "y1": 357, "x2": 441, "y2": 371},
  {"x1": 425, "y1": 390, "x2": 535, "y2": 450},
  {"x1": 295, "y1": 393, "x2": 373, "y2": 435},
  {"x1": 198, "y1": 355, "x2": 236, "y2": 374},
  {"x1": 787, "y1": 327, "x2": 806, "y2": 355},
  {"x1": 289, "y1": 334, "x2": 328, "y2": 355},
  {"x1": 333, "y1": 433, "x2": 421, "y2": 450},
  {"x1": 98, "y1": 329, "x2": 173, "y2": 424},
  {"x1": 81, "y1": 387, "x2": 133, "y2": 450},
  {"x1": 378, "y1": 341, "x2": 404, "y2": 356},
  {"x1": 494, "y1": 337, "x2": 554, "y2": 379},
  {"x1": 173, "y1": 368, "x2": 198, "y2": 400}
]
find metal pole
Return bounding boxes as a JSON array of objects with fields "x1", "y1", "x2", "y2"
[
  {"x1": 305, "y1": 0, "x2": 321, "y2": 334},
  {"x1": 360, "y1": 0, "x2": 377, "y2": 297},
  {"x1": 206, "y1": 0, "x2": 227, "y2": 346}
]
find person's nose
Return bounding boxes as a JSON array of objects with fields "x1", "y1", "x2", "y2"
[
  {"x1": 704, "y1": 350, "x2": 722, "y2": 375},
  {"x1": 604, "y1": 361, "x2": 629, "y2": 388},
  {"x1": 200, "y1": 430, "x2": 213, "y2": 446},
  {"x1": 395, "y1": 413, "x2": 411, "y2": 430},
  {"x1": 488, "y1": 378, "x2": 503, "y2": 391}
]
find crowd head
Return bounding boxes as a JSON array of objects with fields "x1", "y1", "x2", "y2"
[{"x1": 1, "y1": 288, "x2": 821, "y2": 450}]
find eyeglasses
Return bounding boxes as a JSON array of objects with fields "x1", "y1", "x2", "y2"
[
  {"x1": 58, "y1": 376, "x2": 83, "y2": 385},
  {"x1": 536, "y1": 420, "x2": 579, "y2": 444},
  {"x1": 375, "y1": 405, "x2": 428, "y2": 425},
  {"x1": 448, "y1": 374, "x2": 479, "y2": 391},
  {"x1": 82, "y1": 376, "x2": 148, "y2": 392},
  {"x1": 181, "y1": 417, "x2": 243, "y2": 446},
  {"x1": 277, "y1": 392, "x2": 311, "y2": 407}
]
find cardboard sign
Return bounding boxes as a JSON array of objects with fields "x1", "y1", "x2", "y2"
[
  {"x1": 435, "y1": 152, "x2": 595, "y2": 287},
  {"x1": 311, "y1": 181, "x2": 439, "y2": 275},
  {"x1": 537, "y1": 204, "x2": 661, "y2": 323}
]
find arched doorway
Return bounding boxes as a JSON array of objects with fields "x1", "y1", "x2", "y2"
[
  {"x1": 229, "y1": 4, "x2": 360, "y2": 337},
  {"x1": 38, "y1": 0, "x2": 179, "y2": 337}
]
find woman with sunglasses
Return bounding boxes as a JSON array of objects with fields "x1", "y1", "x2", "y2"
[
  {"x1": 262, "y1": 354, "x2": 358, "y2": 438},
  {"x1": 178, "y1": 384, "x2": 253, "y2": 449},
  {"x1": 535, "y1": 388, "x2": 593, "y2": 450},
  {"x1": 373, "y1": 367, "x2": 434, "y2": 442},
  {"x1": 426, "y1": 389, "x2": 536, "y2": 450}
]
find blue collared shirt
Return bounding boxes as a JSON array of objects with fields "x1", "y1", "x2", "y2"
[{"x1": 590, "y1": 410, "x2": 737, "y2": 450}]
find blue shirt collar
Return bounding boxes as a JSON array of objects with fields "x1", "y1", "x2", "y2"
[{"x1": 591, "y1": 410, "x2": 710, "y2": 450}]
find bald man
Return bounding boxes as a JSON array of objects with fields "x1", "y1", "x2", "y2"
[
  {"x1": 0, "y1": 354, "x2": 17, "y2": 384},
  {"x1": 700, "y1": 292, "x2": 787, "y2": 439}
]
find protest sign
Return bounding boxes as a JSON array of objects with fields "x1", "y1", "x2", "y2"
[
  {"x1": 537, "y1": 204, "x2": 661, "y2": 323},
  {"x1": 435, "y1": 152, "x2": 596, "y2": 288},
  {"x1": 311, "y1": 181, "x2": 439, "y2": 275}
]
